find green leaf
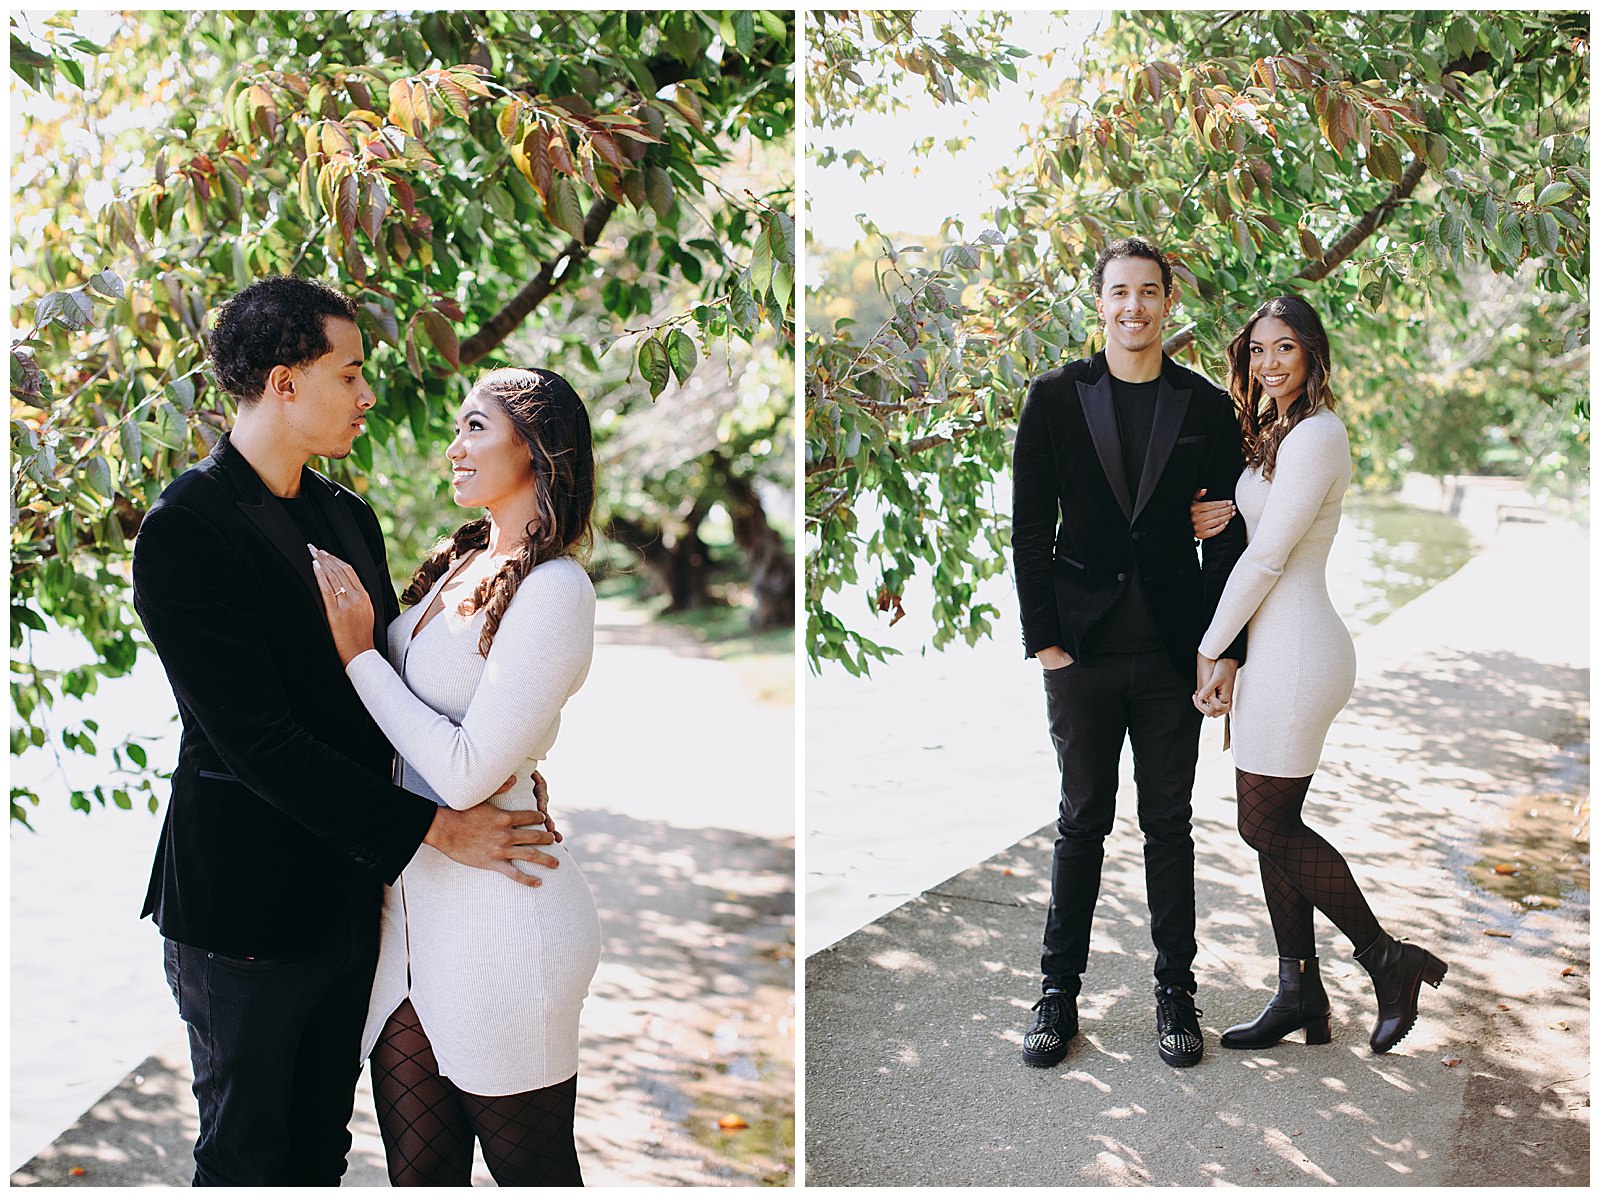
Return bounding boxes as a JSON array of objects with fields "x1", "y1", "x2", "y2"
[
  {"x1": 86, "y1": 269, "x2": 124, "y2": 299},
  {"x1": 1536, "y1": 180, "x2": 1575, "y2": 207},
  {"x1": 750, "y1": 220, "x2": 774, "y2": 292},
  {"x1": 82, "y1": 455, "x2": 113, "y2": 497},
  {"x1": 11, "y1": 605, "x2": 47, "y2": 632},
  {"x1": 119, "y1": 420, "x2": 143, "y2": 468},
  {"x1": 636, "y1": 335, "x2": 671, "y2": 399},
  {"x1": 769, "y1": 211, "x2": 795, "y2": 267},
  {"x1": 128, "y1": 742, "x2": 148, "y2": 767},
  {"x1": 665, "y1": 327, "x2": 698, "y2": 384}
]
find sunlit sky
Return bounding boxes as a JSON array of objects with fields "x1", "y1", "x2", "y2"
[{"x1": 808, "y1": 10, "x2": 1109, "y2": 248}]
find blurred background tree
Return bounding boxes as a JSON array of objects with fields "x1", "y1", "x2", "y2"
[
  {"x1": 805, "y1": 8, "x2": 1588, "y2": 673},
  {"x1": 10, "y1": 9, "x2": 795, "y2": 823}
]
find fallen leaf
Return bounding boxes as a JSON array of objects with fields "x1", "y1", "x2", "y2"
[
  {"x1": 1561, "y1": 966, "x2": 1578, "y2": 977},
  {"x1": 1551, "y1": 1021, "x2": 1569, "y2": 1031},
  {"x1": 1497, "y1": 1003, "x2": 1512, "y2": 1011},
  {"x1": 69, "y1": 1168, "x2": 86, "y2": 1177},
  {"x1": 1484, "y1": 929, "x2": 1512, "y2": 938},
  {"x1": 1001, "y1": 868, "x2": 1014, "y2": 876},
  {"x1": 1492, "y1": 863, "x2": 1519, "y2": 875},
  {"x1": 1441, "y1": 1057, "x2": 1462, "y2": 1067},
  {"x1": 718, "y1": 1113, "x2": 749, "y2": 1131}
]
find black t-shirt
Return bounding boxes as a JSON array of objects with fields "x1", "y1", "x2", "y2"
[
  {"x1": 278, "y1": 490, "x2": 339, "y2": 554},
  {"x1": 1084, "y1": 374, "x2": 1163, "y2": 656}
]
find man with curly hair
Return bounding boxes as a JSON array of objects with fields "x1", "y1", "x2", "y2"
[{"x1": 132, "y1": 276, "x2": 558, "y2": 1185}]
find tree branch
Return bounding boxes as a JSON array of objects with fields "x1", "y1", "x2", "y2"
[
  {"x1": 458, "y1": 195, "x2": 618, "y2": 366},
  {"x1": 1289, "y1": 154, "x2": 1429, "y2": 284},
  {"x1": 1160, "y1": 154, "x2": 1429, "y2": 358}
]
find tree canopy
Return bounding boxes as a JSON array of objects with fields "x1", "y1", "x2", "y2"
[
  {"x1": 10, "y1": 9, "x2": 795, "y2": 823},
  {"x1": 805, "y1": 9, "x2": 1588, "y2": 674}
]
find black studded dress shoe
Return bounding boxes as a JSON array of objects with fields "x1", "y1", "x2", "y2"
[
  {"x1": 1021, "y1": 989, "x2": 1078, "y2": 1067},
  {"x1": 1154, "y1": 983, "x2": 1204, "y2": 1068}
]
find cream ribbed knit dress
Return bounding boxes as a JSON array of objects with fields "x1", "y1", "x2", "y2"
[
  {"x1": 346, "y1": 555, "x2": 601, "y2": 1095},
  {"x1": 1198, "y1": 408, "x2": 1356, "y2": 777}
]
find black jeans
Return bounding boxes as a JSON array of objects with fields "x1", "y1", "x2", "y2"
[
  {"x1": 163, "y1": 902, "x2": 379, "y2": 1186},
  {"x1": 1039, "y1": 648, "x2": 1202, "y2": 992}
]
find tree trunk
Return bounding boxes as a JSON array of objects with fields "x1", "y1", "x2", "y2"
[{"x1": 716, "y1": 466, "x2": 795, "y2": 631}]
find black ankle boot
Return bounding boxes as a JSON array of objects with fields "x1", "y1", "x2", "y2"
[
  {"x1": 1353, "y1": 930, "x2": 1447, "y2": 1053},
  {"x1": 1220, "y1": 956, "x2": 1333, "y2": 1049}
]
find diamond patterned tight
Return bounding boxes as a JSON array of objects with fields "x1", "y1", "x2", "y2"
[
  {"x1": 371, "y1": 998, "x2": 583, "y2": 1187},
  {"x1": 1235, "y1": 770, "x2": 1381, "y2": 959}
]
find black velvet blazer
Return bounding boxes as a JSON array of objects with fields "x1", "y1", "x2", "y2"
[
  {"x1": 132, "y1": 434, "x2": 437, "y2": 959},
  {"x1": 1011, "y1": 351, "x2": 1249, "y2": 676}
]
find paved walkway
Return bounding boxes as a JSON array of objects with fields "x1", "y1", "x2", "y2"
[
  {"x1": 806, "y1": 516, "x2": 1589, "y2": 1186},
  {"x1": 11, "y1": 599, "x2": 795, "y2": 1187}
]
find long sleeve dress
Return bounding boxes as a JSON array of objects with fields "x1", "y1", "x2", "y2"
[
  {"x1": 1198, "y1": 408, "x2": 1357, "y2": 778},
  {"x1": 344, "y1": 554, "x2": 602, "y2": 1095}
]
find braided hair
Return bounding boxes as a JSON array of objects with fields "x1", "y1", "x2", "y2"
[
  {"x1": 400, "y1": 367, "x2": 595, "y2": 655},
  {"x1": 1225, "y1": 294, "x2": 1338, "y2": 482}
]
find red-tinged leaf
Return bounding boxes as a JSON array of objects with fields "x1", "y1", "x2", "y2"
[
  {"x1": 413, "y1": 85, "x2": 434, "y2": 134},
  {"x1": 390, "y1": 176, "x2": 416, "y2": 218},
  {"x1": 364, "y1": 133, "x2": 393, "y2": 161},
  {"x1": 497, "y1": 101, "x2": 519, "y2": 141},
  {"x1": 362, "y1": 302, "x2": 399, "y2": 346},
  {"x1": 417, "y1": 309, "x2": 460, "y2": 371},
  {"x1": 450, "y1": 63, "x2": 489, "y2": 75},
  {"x1": 547, "y1": 131, "x2": 574, "y2": 176},
  {"x1": 449, "y1": 68, "x2": 492, "y2": 98},
  {"x1": 388, "y1": 78, "x2": 417, "y2": 136},
  {"x1": 646, "y1": 164, "x2": 675, "y2": 218},
  {"x1": 545, "y1": 175, "x2": 585, "y2": 240},
  {"x1": 716, "y1": 1114, "x2": 749, "y2": 1132},
  {"x1": 592, "y1": 165, "x2": 625, "y2": 204},
  {"x1": 1483, "y1": 929, "x2": 1512, "y2": 938},
  {"x1": 667, "y1": 85, "x2": 704, "y2": 131},
  {"x1": 588, "y1": 129, "x2": 624, "y2": 173},
  {"x1": 223, "y1": 153, "x2": 248, "y2": 182},
  {"x1": 621, "y1": 169, "x2": 646, "y2": 210},
  {"x1": 520, "y1": 128, "x2": 552, "y2": 198},
  {"x1": 1491, "y1": 862, "x2": 1519, "y2": 875},
  {"x1": 360, "y1": 175, "x2": 388, "y2": 241},
  {"x1": 191, "y1": 170, "x2": 212, "y2": 203},
  {"x1": 345, "y1": 75, "x2": 373, "y2": 109},
  {"x1": 551, "y1": 94, "x2": 594, "y2": 117},
  {"x1": 433, "y1": 296, "x2": 464, "y2": 322},
  {"x1": 343, "y1": 238, "x2": 367, "y2": 284},
  {"x1": 433, "y1": 75, "x2": 470, "y2": 120},
  {"x1": 404, "y1": 325, "x2": 422, "y2": 377},
  {"x1": 336, "y1": 172, "x2": 358, "y2": 244},
  {"x1": 1561, "y1": 966, "x2": 1577, "y2": 976},
  {"x1": 1298, "y1": 225, "x2": 1324, "y2": 261},
  {"x1": 1441, "y1": 1057, "x2": 1462, "y2": 1067}
]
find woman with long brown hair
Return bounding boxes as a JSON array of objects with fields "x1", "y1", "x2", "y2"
[
  {"x1": 1190, "y1": 295, "x2": 1447, "y2": 1055},
  {"x1": 312, "y1": 366, "x2": 600, "y2": 1184}
]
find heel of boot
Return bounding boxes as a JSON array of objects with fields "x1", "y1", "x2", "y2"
[
  {"x1": 1422, "y1": 953, "x2": 1447, "y2": 988},
  {"x1": 1303, "y1": 1014, "x2": 1333, "y2": 1045}
]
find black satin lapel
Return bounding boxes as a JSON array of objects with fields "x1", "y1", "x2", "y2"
[
  {"x1": 1077, "y1": 375, "x2": 1133, "y2": 519},
  {"x1": 237, "y1": 493, "x2": 324, "y2": 609},
  {"x1": 1132, "y1": 376, "x2": 1192, "y2": 522}
]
